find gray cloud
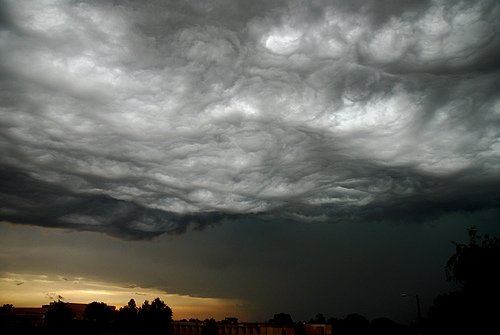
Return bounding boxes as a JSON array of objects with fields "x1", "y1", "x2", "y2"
[
  {"x1": 1, "y1": 0, "x2": 500, "y2": 239},
  {"x1": 0, "y1": 165, "x2": 236, "y2": 239}
]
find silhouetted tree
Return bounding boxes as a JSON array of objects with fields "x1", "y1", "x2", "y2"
[
  {"x1": 446, "y1": 227, "x2": 500, "y2": 293},
  {"x1": 0, "y1": 304, "x2": 13, "y2": 312},
  {"x1": 309, "y1": 313, "x2": 326, "y2": 324},
  {"x1": 0, "y1": 304, "x2": 13, "y2": 325},
  {"x1": 44, "y1": 300, "x2": 75, "y2": 331},
  {"x1": 84, "y1": 301, "x2": 114, "y2": 328},
  {"x1": 343, "y1": 313, "x2": 369, "y2": 335},
  {"x1": 0, "y1": 304, "x2": 13, "y2": 319},
  {"x1": 427, "y1": 227, "x2": 500, "y2": 335},
  {"x1": 202, "y1": 318, "x2": 218, "y2": 335},
  {"x1": 138, "y1": 297, "x2": 172, "y2": 333},
  {"x1": 116, "y1": 298, "x2": 140, "y2": 333},
  {"x1": 427, "y1": 291, "x2": 468, "y2": 335},
  {"x1": 269, "y1": 313, "x2": 294, "y2": 326}
]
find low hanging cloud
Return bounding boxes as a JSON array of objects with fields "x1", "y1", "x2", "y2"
[{"x1": 1, "y1": 0, "x2": 500, "y2": 239}]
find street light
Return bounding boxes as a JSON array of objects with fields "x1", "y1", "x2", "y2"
[{"x1": 401, "y1": 293, "x2": 422, "y2": 334}]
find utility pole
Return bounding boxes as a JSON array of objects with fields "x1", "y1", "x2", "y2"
[
  {"x1": 415, "y1": 294, "x2": 421, "y2": 321},
  {"x1": 401, "y1": 293, "x2": 422, "y2": 334},
  {"x1": 415, "y1": 294, "x2": 422, "y2": 335}
]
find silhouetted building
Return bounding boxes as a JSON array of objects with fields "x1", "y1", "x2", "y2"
[
  {"x1": 4, "y1": 307, "x2": 48, "y2": 328},
  {"x1": 172, "y1": 321, "x2": 204, "y2": 335},
  {"x1": 304, "y1": 323, "x2": 333, "y2": 335},
  {"x1": 1, "y1": 301, "x2": 117, "y2": 329},
  {"x1": 171, "y1": 320, "x2": 299, "y2": 335}
]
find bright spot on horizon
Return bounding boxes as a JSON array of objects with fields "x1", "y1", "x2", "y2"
[{"x1": 0, "y1": 273, "x2": 247, "y2": 320}]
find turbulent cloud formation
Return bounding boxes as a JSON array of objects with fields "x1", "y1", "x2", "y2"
[{"x1": 1, "y1": 0, "x2": 500, "y2": 239}]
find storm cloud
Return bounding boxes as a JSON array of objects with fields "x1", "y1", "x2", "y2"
[{"x1": 1, "y1": 0, "x2": 500, "y2": 239}]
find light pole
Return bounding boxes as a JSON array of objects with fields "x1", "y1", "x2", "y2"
[
  {"x1": 401, "y1": 293, "x2": 422, "y2": 334},
  {"x1": 415, "y1": 294, "x2": 421, "y2": 323}
]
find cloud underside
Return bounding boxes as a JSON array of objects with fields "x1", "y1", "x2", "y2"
[{"x1": 1, "y1": 0, "x2": 500, "y2": 239}]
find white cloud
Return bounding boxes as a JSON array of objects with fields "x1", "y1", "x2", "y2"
[{"x1": 263, "y1": 25, "x2": 304, "y2": 55}]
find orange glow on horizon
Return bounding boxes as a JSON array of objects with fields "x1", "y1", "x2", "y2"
[{"x1": 0, "y1": 273, "x2": 248, "y2": 320}]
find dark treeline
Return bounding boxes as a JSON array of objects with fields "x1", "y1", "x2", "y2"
[
  {"x1": 1, "y1": 228, "x2": 498, "y2": 335},
  {"x1": 1, "y1": 297, "x2": 173, "y2": 334},
  {"x1": 266, "y1": 312, "x2": 413, "y2": 335}
]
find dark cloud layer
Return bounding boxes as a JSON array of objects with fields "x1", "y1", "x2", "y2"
[
  {"x1": 1, "y1": 0, "x2": 500, "y2": 239},
  {"x1": 0, "y1": 165, "x2": 236, "y2": 239}
]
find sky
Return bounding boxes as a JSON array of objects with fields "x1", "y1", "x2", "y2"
[{"x1": 0, "y1": 0, "x2": 500, "y2": 323}]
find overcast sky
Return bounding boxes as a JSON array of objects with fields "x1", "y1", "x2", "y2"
[{"x1": 1, "y1": 0, "x2": 500, "y2": 323}]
